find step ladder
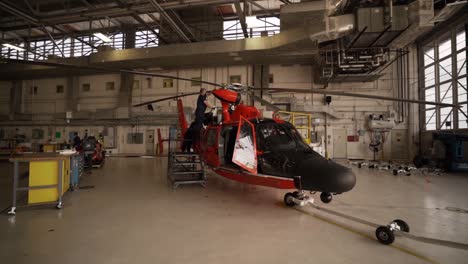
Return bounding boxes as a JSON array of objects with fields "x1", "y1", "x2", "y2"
[{"x1": 166, "y1": 135, "x2": 206, "y2": 189}]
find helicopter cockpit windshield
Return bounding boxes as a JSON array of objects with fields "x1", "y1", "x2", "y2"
[{"x1": 257, "y1": 123, "x2": 310, "y2": 152}]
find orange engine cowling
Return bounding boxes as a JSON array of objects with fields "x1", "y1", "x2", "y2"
[
  {"x1": 212, "y1": 89, "x2": 241, "y2": 123},
  {"x1": 231, "y1": 104, "x2": 260, "y2": 122},
  {"x1": 212, "y1": 89, "x2": 241, "y2": 104}
]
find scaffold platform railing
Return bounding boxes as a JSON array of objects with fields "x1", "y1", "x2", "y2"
[{"x1": 166, "y1": 136, "x2": 206, "y2": 189}]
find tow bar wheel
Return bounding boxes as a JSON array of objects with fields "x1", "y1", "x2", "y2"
[
  {"x1": 375, "y1": 219, "x2": 410, "y2": 245},
  {"x1": 376, "y1": 226, "x2": 395, "y2": 245},
  {"x1": 393, "y1": 219, "x2": 410, "y2": 232}
]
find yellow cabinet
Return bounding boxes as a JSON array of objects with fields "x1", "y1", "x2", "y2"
[{"x1": 28, "y1": 158, "x2": 70, "y2": 204}]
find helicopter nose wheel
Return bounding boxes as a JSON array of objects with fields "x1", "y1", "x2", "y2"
[
  {"x1": 320, "y1": 192, "x2": 333, "y2": 203},
  {"x1": 284, "y1": 193, "x2": 296, "y2": 207},
  {"x1": 283, "y1": 191, "x2": 314, "y2": 207}
]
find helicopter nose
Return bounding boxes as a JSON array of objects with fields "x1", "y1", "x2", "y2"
[{"x1": 296, "y1": 158, "x2": 356, "y2": 193}]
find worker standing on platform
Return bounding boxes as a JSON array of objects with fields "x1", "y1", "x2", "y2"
[
  {"x1": 193, "y1": 88, "x2": 214, "y2": 149},
  {"x1": 182, "y1": 122, "x2": 196, "y2": 152}
]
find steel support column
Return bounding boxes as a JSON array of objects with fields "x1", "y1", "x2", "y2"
[
  {"x1": 66, "y1": 76, "x2": 80, "y2": 112},
  {"x1": 10, "y1": 80, "x2": 23, "y2": 118}
]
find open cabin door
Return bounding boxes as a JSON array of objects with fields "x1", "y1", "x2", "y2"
[{"x1": 232, "y1": 116, "x2": 257, "y2": 174}]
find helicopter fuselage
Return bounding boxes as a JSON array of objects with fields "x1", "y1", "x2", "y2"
[{"x1": 200, "y1": 117, "x2": 356, "y2": 194}]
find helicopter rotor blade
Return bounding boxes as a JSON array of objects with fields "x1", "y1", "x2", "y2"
[
  {"x1": 251, "y1": 87, "x2": 461, "y2": 109},
  {"x1": 3, "y1": 58, "x2": 461, "y2": 109},
  {"x1": 132, "y1": 92, "x2": 200, "y2": 107},
  {"x1": 244, "y1": 91, "x2": 281, "y2": 112},
  {"x1": 2, "y1": 58, "x2": 221, "y2": 87}
]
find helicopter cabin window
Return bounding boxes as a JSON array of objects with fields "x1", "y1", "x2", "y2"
[
  {"x1": 257, "y1": 124, "x2": 295, "y2": 151},
  {"x1": 221, "y1": 126, "x2": 238, "y2": 165}
]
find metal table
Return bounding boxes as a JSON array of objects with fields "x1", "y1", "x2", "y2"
[{"x1": 8, "y1": 153, "x2": 71, "y2": 215}]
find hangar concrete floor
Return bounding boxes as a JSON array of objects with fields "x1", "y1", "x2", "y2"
[{"x1": 1, "y1": 157, "x2": 468, "y2": 264}]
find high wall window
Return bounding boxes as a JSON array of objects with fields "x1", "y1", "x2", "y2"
[
  {"x1": 75, "y1": 32, "x2": 124, "y2": 56},
  {"x1": 135, "y1": 30, "x2": 159, "y2": 48},
  {"x1": 1, "y1": 32, "x2": 124, "y2": 60},
  {"x1": 421, "y1": 24, "x2": 468, "y2": 130},
  {"x1": 223, "y1": 17, "x2": 280, "y2": 40},
  {"x1": 1, "y1": 43, "x2": 25, "y2": 59}
]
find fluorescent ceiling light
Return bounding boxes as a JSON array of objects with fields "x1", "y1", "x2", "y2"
[
  {"x1": 2, "y1": 43, "x2": 25, "y2": 52},
  {"x1": 93, "y1": 33, "x2": 112, "y2": 42}
]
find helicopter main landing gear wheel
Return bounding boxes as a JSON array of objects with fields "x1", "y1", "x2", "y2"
[
  {"x1": 283, "y1": 191, "x2": 314, "y2": 207},
  {"x1": 375, "y1": 219, "x2": 410, "y2": 245},
  {"x1": 320, "y1": 192, "x2": 333, "y2": 203}
]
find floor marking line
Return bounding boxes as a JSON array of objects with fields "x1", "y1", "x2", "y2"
[{"x1": 293, "y1": 207, "x2": 441, "y2": 264}]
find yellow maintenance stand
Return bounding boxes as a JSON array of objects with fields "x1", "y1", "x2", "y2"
[{"x1": 275, "y1": 111, "x2": 313, "y2": 144}]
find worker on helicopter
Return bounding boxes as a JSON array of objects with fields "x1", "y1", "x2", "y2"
[{"x1": 193, "y1": 88, "x2": 214, "y2": 149}]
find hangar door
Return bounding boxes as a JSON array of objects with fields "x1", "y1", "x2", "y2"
[
  {"x1": 145, "y1": 130, "x2": 155, "y2": 155},
  {"x1": 333, "y1": 129, "x2": 347, "y2": 159},
  {"x1": 391, "y1": 129, "x2": 408, "y2": 160}
]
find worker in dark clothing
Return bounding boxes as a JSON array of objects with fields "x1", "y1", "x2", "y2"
[
  {"x1": 72, "y1": 132, "x2": 81, "y2": 149},
  {"x1": 194, "y1": 88, "x2": 213, "y2": 126},
  {"x1": 182, "y1": 122, "x2": 196, "y2": 152},
  {"x1": 192, "y1": 88, "x2": 214, "y2": 150}
]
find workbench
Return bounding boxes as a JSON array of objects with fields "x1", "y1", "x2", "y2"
[{"x1": 8, "y1": 152, "x2": 74, "y2": 215}]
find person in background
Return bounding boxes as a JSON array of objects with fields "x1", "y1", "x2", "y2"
[{"x1": 72, "y1": 132, "x2": 81, "y2": 149}]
